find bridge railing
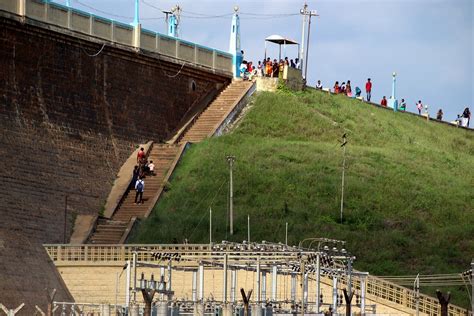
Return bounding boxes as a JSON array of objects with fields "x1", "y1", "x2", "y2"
[{"x1": 0, "y1": 0, "x2": 233, "y2": 75}]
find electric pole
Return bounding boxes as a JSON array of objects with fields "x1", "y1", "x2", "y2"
[
  {"x1": 340, "y1": 134, "x2": 347, "y2": 224},
  {"x1": 300, "y1": 3, "x2": 318, "y2": 80},
  {"x1": 226, "y1": 155, "x2": 236, "y2": 235},
  {"x1": 299, "y1": 2, "x2": 308, "y2": 73}
]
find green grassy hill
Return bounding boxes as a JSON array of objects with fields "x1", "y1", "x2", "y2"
[{"x1": 132, "y1": 88, "x2": 474, "y2": 307}]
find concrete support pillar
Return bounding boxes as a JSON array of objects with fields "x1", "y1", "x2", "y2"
[
  {"x1": 271, "y1": 266, "x2": 277, "y2": 301},
  {"x1": 133, "y1": 23, "x2": 141, "y2": 49},
  {"x1": 18, "y1": 0, "x2": 26, "y2": 16}
]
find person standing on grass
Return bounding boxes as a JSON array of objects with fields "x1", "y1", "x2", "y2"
[
  {"x1": 381, "y1": 96, "x2": 387, "y2": 107},
  {"x1": 365, "y1": 78, "x2": 372, "y2": 102},
  {"x1": 416, "y1": 100, "x2": 423, "y2": 115},
  {"x1": 334, "y1": 81, "x2": 340, "y2": 94},
  {"x1": 135, "y1": 176, "x2": 145, "y2": 204},
  {"x1": 346, "y1": 80, "x2": 352, "y2": 97},
  {"x1": 316, "y1": 80, "x2": 322, "y2": 89},
  {"x1": 436, "y1": 109, "x2": 443, "y2": 120},
  {"x1": 462, "y1": 107, "x2": 471, "y2": 127},
  {"x1": 399, "y1": 98, "x2": 406, "y2": 111}
]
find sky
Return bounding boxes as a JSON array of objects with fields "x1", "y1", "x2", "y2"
[{"x1": 66, "y1": 0, "x2": 473, "y2": 122}]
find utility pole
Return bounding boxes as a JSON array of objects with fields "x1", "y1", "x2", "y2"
[
  {"x1": 304, "y1": 9, "x2": 318, "y2": 81},
  {"x1": 226, "y1": 155, "x2": 236, "y2": 235},
  {"x1": 340, "y1": 134, "x2": 348, "y2": 224},
  {"x1": 300, "y1": 3, "x2": 318, "y2": 80},
  {"x1": 299, "y1": 2, "x2": 307, "y2": 74},
  {"x1": 247, "y1": 214, "x2": 250, "y2": 242}
]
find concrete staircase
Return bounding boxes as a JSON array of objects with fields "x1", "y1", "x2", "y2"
[
  {"x1": 180, "y1": 81, "x2": 253, "y2": 143},
  {"x1": 87, "y1": 80, "x2": 255, "y2": 244},
  {"x1": 88, "y1": 145, "x2": 179, "y2": 243}
]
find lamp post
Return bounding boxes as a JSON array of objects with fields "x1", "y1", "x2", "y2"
[{"x1": 388, "y1": 72, "x2": 398, "y2": 111}]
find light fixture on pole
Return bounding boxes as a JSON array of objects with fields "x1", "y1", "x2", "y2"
[{"x1": 388, "y1": 72, "x2": 398, "y2": 111}]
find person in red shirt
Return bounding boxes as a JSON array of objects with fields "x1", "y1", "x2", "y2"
[
  {"x1": 381, "y1": 96, "x2": 387, "y2": 107},
  {"x1": 137, "y1": 147, "x2": 145, "y2": 164},
  {"x1": 334, "y1": 81, "x2": 340, "y2": 94},
  {"x1": 365, "y1": 78, "x2": 372, "y2": 102}
]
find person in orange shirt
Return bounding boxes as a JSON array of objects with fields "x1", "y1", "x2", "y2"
[{"x1": 333, "y1": 81, "x2": 340, "y2": 94}]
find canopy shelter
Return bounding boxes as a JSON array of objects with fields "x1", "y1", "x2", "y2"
[{"x1": 265, "y1": 35, "x2": 299, "y2": 61}]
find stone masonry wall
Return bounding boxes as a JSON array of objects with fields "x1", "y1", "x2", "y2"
[{"x1": 0, "y1": 15, "x2": 230, "y2": 314}]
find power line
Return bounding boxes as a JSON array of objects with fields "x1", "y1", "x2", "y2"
[{"x1": 74, "y1": 0, "x2": 133, "y2": 19}]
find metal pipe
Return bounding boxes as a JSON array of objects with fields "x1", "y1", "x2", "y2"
[
  {"x1": 133, "y1": 252, "x2": 137, "y2": 303},
  {"x1": 167, "y1": 260, "x2": 172, "y2": 292},
  {"x1": 271, "y1": 265, "x2": 278, "y2": 301},
  {"x1": 223, "y1": 254, "x2": 228, "y2": 303},
  {"x1": 256, "y1": 257, "x2": 261, "y2": 303},
  {"x1": 231, "y1": 269, "x2": 237, "y2": 303},
  {"x1": 361, "y1": 276, "x2": 366, "y2": 316},
  {"x1": 261, "y1": 271, "x2": 267, "y2": 302},
  {"x1": 199, "y1": 262, "x2": 204, "y2": 301},
  {"x1": 316, "y1": 253, "x2": 321, "y2": 313},
  {"x1": 332, "y1": 277, "x2": 338, "y2": 312},
  {"x1": 192, "y1": 270, "x2": 197, "y2": 302},
  {"x1": 126, "y1": 260, "x2": 131, "y2": 307},
  {"x1": 291, "y1": 273, "x2": 296, "y2": 303},
  {"x1": 300, "y1": 261, "x2": 305, "y2": 316}
]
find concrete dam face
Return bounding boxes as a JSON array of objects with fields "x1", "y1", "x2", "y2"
[{"x1": 0, "y1": 3, "x2": 231, "y2": 313}]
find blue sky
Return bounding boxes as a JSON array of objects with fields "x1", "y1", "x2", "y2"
[{"x1": 67, "y1": 0, "x2": 473, "y2": 121}]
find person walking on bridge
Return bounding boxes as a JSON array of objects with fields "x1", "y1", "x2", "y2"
[
  {"x1": 365, "y1": 78, "x2": 372, "y2": 102},
  {"x1": 134, "y1": 176, "x2": 145, "y2": 204}
]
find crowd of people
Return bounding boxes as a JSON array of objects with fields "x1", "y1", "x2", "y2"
[
  {"x1": 129, "y1": 147, "x2": 155, "y2": 205},
  {"x1": 240, "y1": 52, "x2": 301, "y2": 80},
  {"x1": 315, "y1": 78, "x2": 471, "y2": 127}
]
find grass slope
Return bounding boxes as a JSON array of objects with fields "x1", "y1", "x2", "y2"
[{"x1": 133, "y1": 88, "x2": 474, "y2": 307}]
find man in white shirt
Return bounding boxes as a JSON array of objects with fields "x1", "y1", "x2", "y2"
[
  {"x1": 134, "y1": 177, "x2": 145, "y2": 204},
  {"x1": 316, "y1": 80, "x2": 322, "y2": 89}
]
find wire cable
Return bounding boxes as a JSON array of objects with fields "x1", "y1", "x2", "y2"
[
  {"x1": 74, "y1": 0, "x2": 133, "y2": 19},
  {"x1": 80, "y1": 42, "x2": 106, "y2": 57}
]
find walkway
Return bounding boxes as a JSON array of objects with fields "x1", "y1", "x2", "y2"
[{"x1": 88, "y1": 81, "x2": 254, "y2": 243}]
